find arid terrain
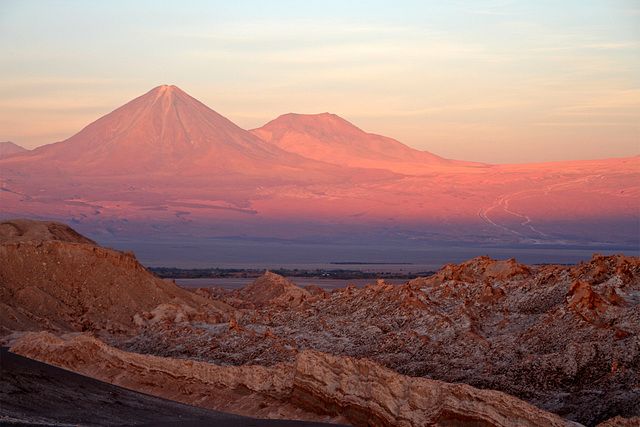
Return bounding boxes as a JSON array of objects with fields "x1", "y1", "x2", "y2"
[
  {"x1": 3, "y1": 2, "x2": 638, "y2": 425},
  {"x1": 1, "y1": 86, "x2": 637, "y2": 260},
  {"x1": 2, "y1": 347, "x2": 336, "y2": 426},
  {"x1": 1, "y1": 219, "x2": 638, "y2": 426},
  {"x1": 0, "y1": 142, "x2": 27, "y2": 157}
]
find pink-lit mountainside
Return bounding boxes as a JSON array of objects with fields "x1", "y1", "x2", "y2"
[
  {"x1": 0, "y1": 85, "x2": 637, "y2": 259},
  {"x1": 0, "y1": 141, "x2": 28, "y2": 157}
]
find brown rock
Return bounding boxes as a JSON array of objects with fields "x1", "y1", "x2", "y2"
[
  {"x1": 567, "y1": 280, "x2": 608, "y2": 314},
  {"x1": 0, "y1": 219, "x2": 234, "y2": 337},
  {"x1": 10, "y1": 332, "x2": 578, "y2": 427},
  {"x1": 237, "y1": 271, "x2": 311, "y2": 307},
  {"x1": 596, "y1": 415, "x2": 640, "y2": 427}
]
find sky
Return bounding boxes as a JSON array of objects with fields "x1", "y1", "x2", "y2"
[{"x1": 1, "y1": 0, "x2": 638, "y2": 164}]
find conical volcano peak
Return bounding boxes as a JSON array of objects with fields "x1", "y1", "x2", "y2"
[
  {"x1": 10, "y1": 85, "x2": 329, "y2": 176},
  {"x1": 262, "y1": 112, "x2": 364, "y2": 136},
  {"x1": 251, "y1": 111, "x2": 451, "y2": 169},
  {"x1": 151, "y1": 84, "x2": 179, "y2": 93},
  {"x1": 154, "y1": 84, "x2": 172, "y2": 99},
  {"x1": 145, "y1": 85, "x2": 189, "y2": 104}
]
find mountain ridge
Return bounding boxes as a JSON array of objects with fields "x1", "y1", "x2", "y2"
[
  {"x1": 10, "y1": 85, "x2": 361, "y2": 178},
  {"x1": 0, "y1": 218, "x2": 235, "y2": 334},
  {"x1": 249, "y1": 112, "x2": 473, "y2": 174},
  {"x1": 0, "y1": 141, "x2": 28, "y2": 157},
  {"x1": 0, "y1": 85, "x2": 637, "y2": 250}
]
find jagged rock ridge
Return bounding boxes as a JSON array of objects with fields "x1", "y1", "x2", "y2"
[
  {"x1": 10, "y1": 332, "x2": 577, "y2": 427},
  {"x1": 2, "y1": 220, "x2": 639, "y2": 426},
  {"x1": 126, "y1": 258, "x2": 640, "y2": 426}
]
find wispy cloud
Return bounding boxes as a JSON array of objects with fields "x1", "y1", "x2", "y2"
[
  {"x1": 463, "y1": 9, "x2": 513, "y2": 16},
  {"x1": 531, "y1": 122, "x2": 626, "y2": 126},
  {"x1": 528, "y1": 42, "x2": 640, "y2": 52}
]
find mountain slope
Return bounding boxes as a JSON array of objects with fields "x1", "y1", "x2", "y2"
[
  {"x1": 0, "y1": 85, "x2": 637, "y2": 249},
  {"x1": 0, "y1": 141, "x2": 27, "y2": 157},
  {"x1": 250, "y1": 113, "x2": 487, "y2": 174},
  {"x1": 5, "y1": 86, "x2": 354, "y2": 178},
  {"x1": 0, "y1": 219, "x2": 234, "y2": 334}
]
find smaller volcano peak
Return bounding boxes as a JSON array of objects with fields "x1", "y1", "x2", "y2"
[
  {"x1": 261, "y1": 112, "x2": 363, "y2": 135},
  {"x1": 315, "y1": 112, "x2": 341, "y2": 120},
  {"x1": 283, "y1": 112, "x2": 335, "y2": 119},
  {"x1": 281, "y1": 112, "x2": 342, "y2": 122}
]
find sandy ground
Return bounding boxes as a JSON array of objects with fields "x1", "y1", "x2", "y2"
[{"x1": 0, "y1": 347, "x2": 342, "y2": 426}]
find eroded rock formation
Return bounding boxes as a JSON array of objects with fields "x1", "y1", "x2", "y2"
[
  {"x1": 235, "y1": 270, "x2": 312, "y2": 308},
  {"x1": 0, "y1": 219, "x2": 234, "y2": 337},
  {"x1": 2, "y1": 220, "x2": 638, "y2": 426},
  {"x1": 10, "y1": 332, "x2": 578, "y2": 427},
  {"x1": 119, "y1": 255, "x2": 640, "y2": 425}
]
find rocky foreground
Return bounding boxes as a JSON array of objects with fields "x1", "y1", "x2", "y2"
[
  {"x1": 115, "y1": 257, "x2": 640, "y2": 425},
  {"x1": 1, "y1": 219, "x2": 639, "y2": 426},
  {"x1": 10, "y1": 331, "x2": 576, "y2": 427},
  {"x1": 1, "y1": 347, "x2": 307, "y2": 426}
]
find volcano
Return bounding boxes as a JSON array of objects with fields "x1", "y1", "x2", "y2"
[
  {"x1": 9, "y1": 85, "x2": 355, "y2": 179},
  {"x1": 250, "y1": 112, "x2": 462, "y2": 174},
  {"x1": 0, "y1": 85, "x2": 637, "y2": 259},
  {"x1": 0, "y1": 141, "x2": 27, "y2": 157}
]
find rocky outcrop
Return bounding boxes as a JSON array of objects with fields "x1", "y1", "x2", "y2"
[
  {"x1": 595, "y1": 415, "x2": 640, "y2": 427},
  {"x1": 0, "y1": 219, "x2": 234, "y2": 337},
  {"x1": 2, "y1": 221, "x2": 637, "y2": 426},
  {"x1": 291, "y1": 349, "x2": 580, "y2": 427},
  {"x1": 123, "y1": 254, "x2": 639, "y2": 425},
  {"x1": 10, "y1": 332, "x2": 578, "y2": 426},
  {"x1": 0, "y1": 219, "x2": 98, "y2": 245},
  {"x1": 419, "y1": 255, "x2": 533, "y2": 289},
  {"x1": 236, "y1": 270, "x2": 311, "y2": 307}
]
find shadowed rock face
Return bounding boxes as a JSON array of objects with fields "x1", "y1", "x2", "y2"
[
  {"x1": 0, "y1": 347, "x2": 281, "y2": 427},
  {"x1": 10, "y1": 332, "x2": 577, "y2": 427},
  {"x1": 0, "y1": 219, "x2": 234, "y2": 336}
]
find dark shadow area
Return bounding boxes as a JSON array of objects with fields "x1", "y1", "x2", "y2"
[{"x1": 0, "y1": 347, "x2": 341, "y2": 427}]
